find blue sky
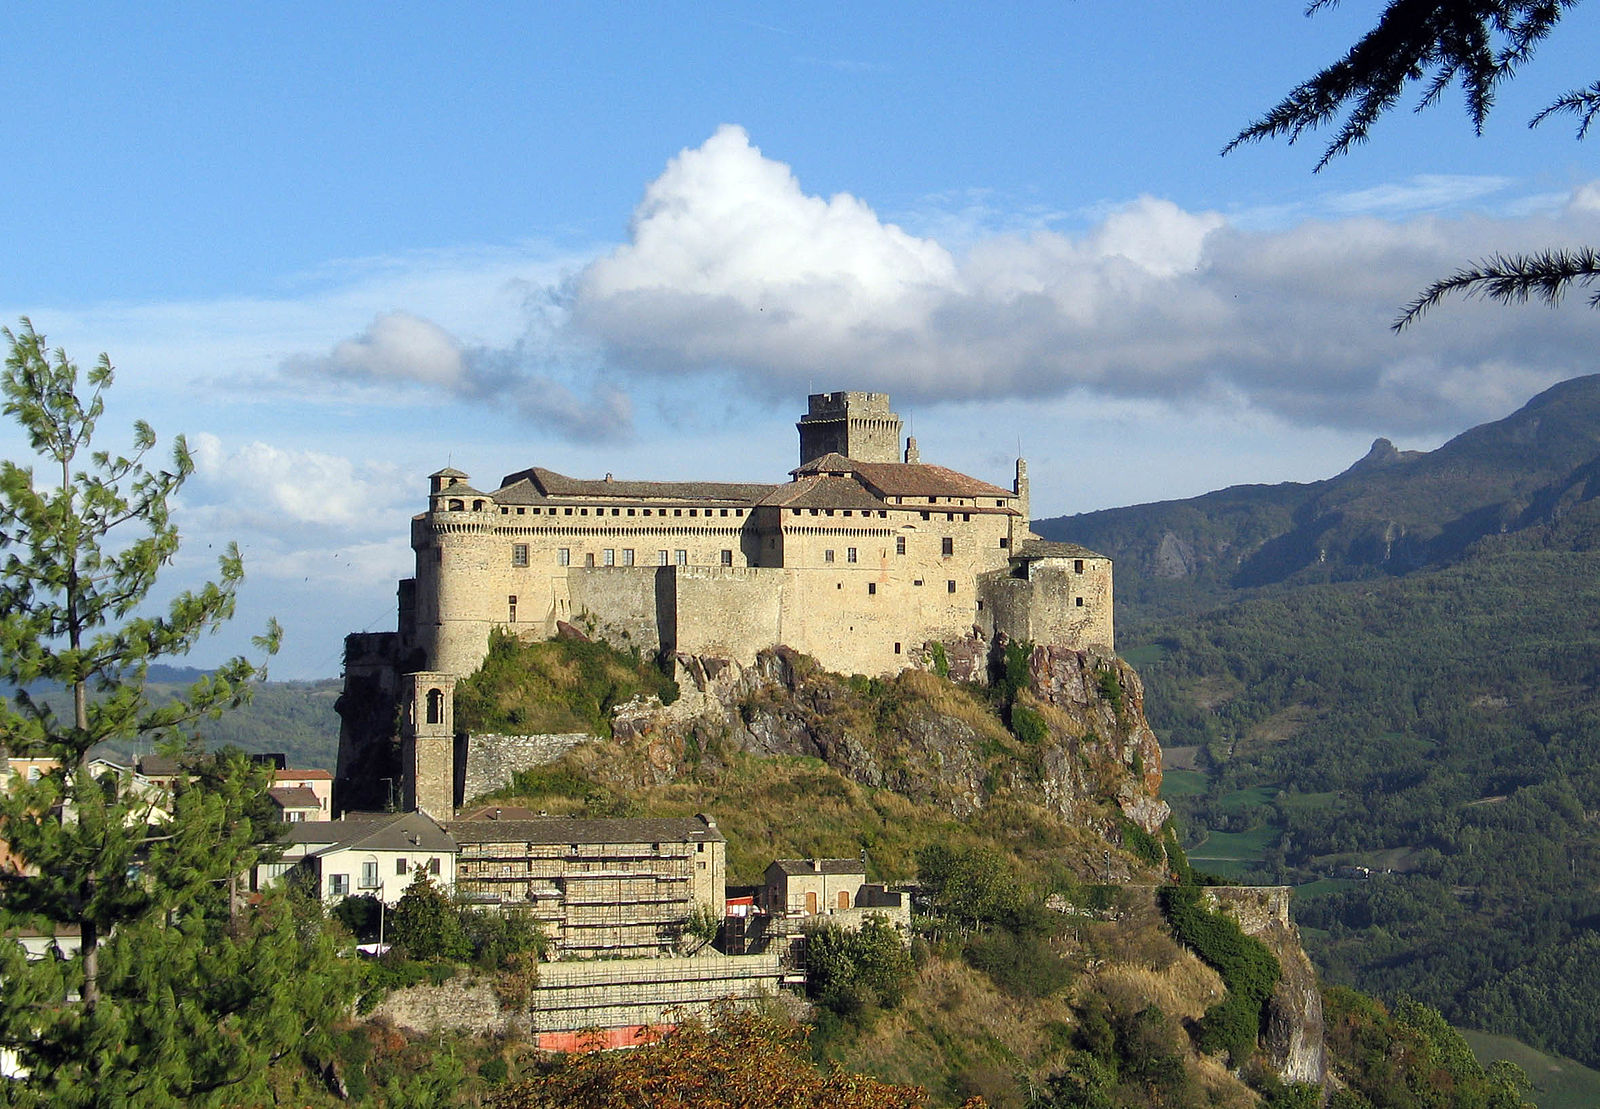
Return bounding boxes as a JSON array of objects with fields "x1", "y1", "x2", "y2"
[{"x1": 4, "y1": 2, "x2": 1599, "y2": 678}]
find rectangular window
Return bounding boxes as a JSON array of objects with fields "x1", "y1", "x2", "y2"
[
  {"x1": 511, "y1": 543, "x2": 528, "y2": 567},
  {"x1": 999, "y1": 537, "x2": 1009, "y2": 549},
  {"x1": 720, "y1": 549, "x2": 733, "y2": 566},
  {"x1": 603, "y1": 548, "x2": 615, "y2": 566},
  {"x1": 508, "y1": 595, "x2": 518, "y2": 622},
  {"x1": 585, "y1": 553, "x2": 595, "y2": 567},
  {"x1": 328, "y1": 874, "x2": 349, "y2": 898},
  {"x1": 941, "y1": 537, "x2": 954, "y2": 557},
  {"x1": 622, "y1": 549, "x2": 635, "y2": 566},
  {"x1": 868, "y1": 582, "x2": 877, "y2": 595},
  {"x1": 360, "y1": 861, "x2": 379, "y2": 889},
  {"x1": 824, "y1": 549, "x2": 835, "y2": 564},
  {"x1": 896, "y1": 536, "x2": 906, "y2": 555},
  {"x1": 846, "y1": 547, "x2": 857, "y2": 563},
  {"x1": 428, "y1": 858, "x2": 441, "y2": 875},
  {"x1": 1074, "y1": 559, "x2": 1084, "y2": 573},
  {"x1": 1076, "y1": 596, "x2": 1085, "y2": 607},
  {"x1": 658, "y1": 550, "x2": 670, "y2": 566},
  {"x1": 947, "y1": 580, "x2": 956, "y2": 593},
  {"x1": 396, "y1": 858, "x2": 408, "y2": 875},
  {"x1": 558, "y1": 547, "x2": 571, "y2": 566},
  {"x1": 675, "y1": 549, "x2": 688, "y2": 566}
]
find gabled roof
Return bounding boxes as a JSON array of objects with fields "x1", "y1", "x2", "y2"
[
  {"x1": 444, "y1": 815, "x2": 724, "y2": 846},
  {"x1": 268, "y1": 786, "x2": 322, "y2": 810},
  {"x1": 429, "y1": 467, "x2": 469, "y2": 479},
  {"x1": 282, "y1": 811, "x2": 456, "y2": 855},
  {"x1": 758, "y1": 475, "x2": 889, "y2": 511},
  {"x1": 1013, "y1": 539, "x2": 1109, "y2": 562},
  {"x1": 276, "y1": 768, "x2": 333, "y2": 781},
  {"x1": 495, "y1": 467, "x2": 777, "y2": 506},
  {"x1": 767, "y1": 858, "x2": 865, "y2": 876},
  {"x1": 789, "y1": 455, "x2": 1015, "y2": 501}
]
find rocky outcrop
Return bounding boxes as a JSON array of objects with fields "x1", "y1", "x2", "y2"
[
  {"x1": 596, "y1": 644, "x2": 1168, "y2": 835},
  {"x1": 1207, "y1": 886, "x2": 1327, "y2": 1088}
]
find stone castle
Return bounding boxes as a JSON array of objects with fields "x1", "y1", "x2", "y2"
[{"x1": 337, "y1": 391, "x2": 1113, "y2": 816}]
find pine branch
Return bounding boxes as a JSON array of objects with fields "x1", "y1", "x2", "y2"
[
  {"x1": 1531, "y1": 81, "x2": 1600, "y2": 137},
  {"x1": 1393, "y1": 247, "x2": 1600, "y2": 328}
]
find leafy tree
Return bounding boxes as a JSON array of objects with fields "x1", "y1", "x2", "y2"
[
  {"x1": 389, "y1": 870, "x2": 470, "y2": 962},
  {"x1": 484, "y1": 1005, "x2": 962, "y2": 1109},
  {"x1": 915, "y1": 843, "x2": 1025, "y2": 934},
  {"x1": 1226, "y1": 0, "x2": 1600, "y2": 325},
  {"x1": 0, "y1": 320, "x2": 356, "y2": 1104},
  {"x1": 805, "y1": 916, "x2": 915, "y2": 1016}
]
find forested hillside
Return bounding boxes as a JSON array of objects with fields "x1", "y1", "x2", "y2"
[{"x1": 1036, "y1": 376, "x2": 1600, "y2": 1069}]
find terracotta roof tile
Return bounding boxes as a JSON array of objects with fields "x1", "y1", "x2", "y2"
[
  {"x1": 496, "y1": 467, "x2": 776, "y2": 506},
  {"x1": 444, "y1": 815, "x2": 724, "y2": 845},
  {"x1": 1014, "y1": 539, "x2": 1109, "y2": 561},
  {"x1": 768, "y1": 858, "x2": 864, "y2": 876}
]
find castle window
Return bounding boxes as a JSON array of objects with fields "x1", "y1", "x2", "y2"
[
  {"x1": 913, "y1": 579, "x2": 923, "y2": 587},
  {"x1": 1076, "y1": 597, "x2": 1084, "y2": 607},
  {"x1": 675, "y1": 550, "x2": 687, "y2": 566},
  {"x1": 868, "y1": 582, "x2": 876, "y2": 595},
  {"x1": 627, "y1": 508, "x2": 635, "y2": 516},
  {"x1": 947, "y1": 580, "x2": 956, "y2": 593},
  {"x1": 675, "y1": 509, "x2": 682, "y2": 517},
  {"x1": 791, "y1": 509, "x2": 800, "y2": 516},
  {"x1": 999, "y1": 538, "x2": 1009, "y2": 549},
  {"x1": 603, "y1": 549, "x2": 615, "y2": 566},
  {"x1": 689, "y1": 509, "x2": 697, "y2": 517},
  {"x1": 963, "y1": 514, "x2": 970, "y2": 522},
  {"x1": 942, "y1": 537, "x2": 954, "y2": 557},
  {"x1": 842, "y1": 510, "x2": 851, "y2": 517},
  {"x1": 565, "y1": 507, "x2": 573, "y2": 515},
  {"x1": 846, "y1": 547, "x2": 857, "y2": 563},
  {"x1": 720, "y1": 549, "x2": 733, "y2": 566},
  {"x1": 473, "y1": 500, "x2": 485, "y2": 511},
  {"x1": 612, "y1": 508, "x2": 620, "y2": 516},
  {"x1": 500, "y1": 507, "x2": 508, "y2": 515},
  {"x1": 623, "y1": 549, "x2": 635, "y2": 566},
  {"x1": 517, "y1": 507, "x2": 525, "y2": 514},
  {"x1": 977, "y1": 600, "x2": 984, "y2": 611},
  {"x1": 508, "y1": 595, "x2": 518, "y2": 621},
  {"x1": 426, "y1": 688, "x2": 444, "y2": 725},
  {"x1": 558, "y1": 548, "x2": 571, "y2": 566},
  {"x1": 658, "y1": 550, "x2": 669, "y2": 565},
  {"x1": 512, "y1": 544, "x2": 529, "y2": 567},
  {"x1": 896, "y1": 536, "x2": 906, "y2": 555},
  {"x1": 824, "y1": 549, "x2": 834, "y2": 564},
  {"x1": 721, "y1": 509, "x2": 729, "y2": 517},
  {"x1": 580, "y1": 508, "x2": 588, "y2": 516},
  {"x1": 586, "y1": 553, "x2": 596, "y2": 567},
  {"x1": 920, "y1": 512, "x2": 929, "y2": 521},
  {"x1": 448, "y1": 499, "x2": 464, "y2": 511},
  {"x1": 825, "y1": 509, "x2": 834, "y2": 517},
  {"x1": 1074, "y1": 559, "x2": 1084, "y2": 573},
  {"x1": 643, "y1": 509, "x2": 652, "y2": 516},
  {"x1": 894, "y1": 642, "x2": 902, "y2": 654},
  {"x1": 810, "y1": 509, "x2": 818, "y2": 516}
]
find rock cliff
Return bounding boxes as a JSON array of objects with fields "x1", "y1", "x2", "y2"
[{"x1": 589, "y1": 642, "x2": 1170, "y2": 838}]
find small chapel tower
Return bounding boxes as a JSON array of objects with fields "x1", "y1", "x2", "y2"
[{"x1": 401, "y1": 671, "x2": 458, "y2": 819}]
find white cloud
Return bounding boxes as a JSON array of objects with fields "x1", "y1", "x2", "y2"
[
  {"x1": 287, "y1": 311, "x2": 467, "y2": 388},
  {"x1": 562, "y1": 127, "x2": 1600, "y2": 436},
  {"x1": 186, "y1": 433, "x2": 407, "y2": 530}
]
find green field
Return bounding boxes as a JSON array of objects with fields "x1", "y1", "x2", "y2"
[
  {"x1": 1461, "y1": 1029, "x2": 1600, "y2": 1109},
  {"x1": 1159, "y1": 768, "x2": 1208, "y2": 800},
  {"x1": 1187, "y1": 827, "x2": 1280, "y2": 878},
  {"x1": 1120, "y1": 643, "x2": 1168, "y2": 669},
  {"x1": 1290, "y1": 878, "x2": 1358, "y2": 900}
]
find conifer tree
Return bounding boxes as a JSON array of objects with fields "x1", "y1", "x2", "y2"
[{"x1": 0, "y1": 320, "x2": 357, "y2": 1105}]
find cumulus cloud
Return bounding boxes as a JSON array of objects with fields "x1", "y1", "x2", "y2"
[
  {"x1": 186, "y1": 433, "x2": 408, "y2": 530},
  {"x1": 565, "y1": 126, "x2": 1600, "y2": 436},
  {"x1": 285, "y1": 310, "x2": 633, "y2": 440}
]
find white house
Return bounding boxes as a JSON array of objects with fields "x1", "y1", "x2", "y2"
[{"x1": 258, "y1": 811, "x2": 457, "y2": 903}]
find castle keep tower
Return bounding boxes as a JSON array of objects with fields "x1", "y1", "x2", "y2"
[{"x1": 797, "y1": 391, "x2": 903, "y2": 464}]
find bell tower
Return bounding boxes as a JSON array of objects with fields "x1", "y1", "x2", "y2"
[{"x1": 400, "y1": 671, "x2": 458, "y2": 819}]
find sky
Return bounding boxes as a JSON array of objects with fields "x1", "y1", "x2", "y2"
[{"x1": 3, "y1": 2, "x2": 1599, "y2": 679}]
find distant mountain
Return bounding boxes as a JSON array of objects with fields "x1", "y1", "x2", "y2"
[{"x1": 1037, "y1": 374, "x2": 1600, "y2": 599}]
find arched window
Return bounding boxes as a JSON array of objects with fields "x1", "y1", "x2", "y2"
[{"x1": 426, "y1": 687, "x2": 444, "y2": 725}]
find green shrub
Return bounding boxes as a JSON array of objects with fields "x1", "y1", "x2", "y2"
[
  {"x1": 1119, "y1": 818, "x2": 1164, "y2": 867},
  {"x1": 1011, "y1": 704, "x2": 1049, "y2": 747},
  {"x1": 1095, "y1": 666, "x2": 1125, "y2": 716},
  {"x1": 1160, "y1": 884, "x2": 1280, "y2": 1061},
  {"x1": 929, "y1": 641, "x2": 950, "y2": 679}
]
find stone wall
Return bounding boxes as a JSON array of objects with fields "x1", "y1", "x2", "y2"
[
  {"x1": 567, "y1": 566, "x2": 666, "y2": 653},
  {"x1": 460, "y1": 732, "x2": 591, "y2": 803},
  {"x1": 980, "y1": 558, "x2": 1114, "y2": 653},
  {"x1": 371, "y1": 952, "x2": 785, "y2": 1037}
]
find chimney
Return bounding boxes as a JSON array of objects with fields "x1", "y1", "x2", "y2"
[
  {"x1": 491, "y1": 807, "x2": 501, "y2": 820},
  {"x1": 904, "y1": 436, "x2": 920, "y2": 464}
]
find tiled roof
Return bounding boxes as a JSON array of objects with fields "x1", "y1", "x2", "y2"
[
  {"x1": 282, "y1": 811, "x2": 456, "y2": 854},
  {"x1": 444, "y1": 815, "x2": 724, "y2": 846},
  {"x1": 429, "y1": 467, "x2": 469, "y2": 478},
  {"x1": 759, "y1": 475, "x2": 888, "y2": 511},
  {"x1": 135, "y1": 755, "x2": 186, "y2": 776},
  {"x1": 495, "y1": 467, "x2": 777, "y2": 506},
  {"x1": 768, "y1": 858, "x2": 865, "y2": 876},
  {"x1": 276, "y1": 768, "x2": 333, "y2": 781},
  {"x1": 850, "y1": 461, "x2": 1014, "y2": 500},
  {"x1": 268, "y1": 786, "x2": 322, "y2": 810},
  {"x1": 1014, "y1": 539, "x2": 1109, "y2": 561}
]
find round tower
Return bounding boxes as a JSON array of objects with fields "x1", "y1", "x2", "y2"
[{"x1": 414, "y1": 469, "x2": 502, "y2": 678}]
